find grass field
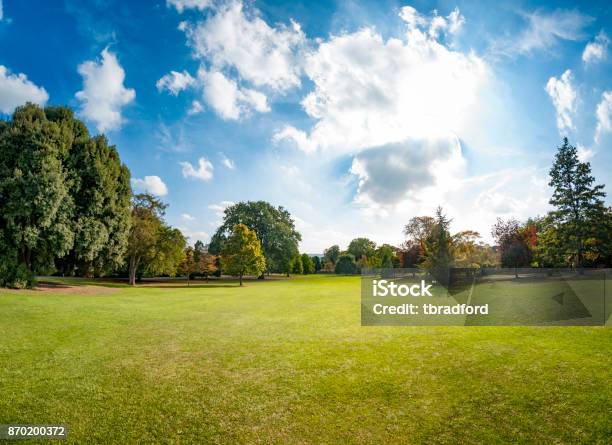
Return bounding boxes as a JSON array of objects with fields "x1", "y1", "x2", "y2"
[{"x1": 1, "y1": 275, "x2": 611, "y2": 444}]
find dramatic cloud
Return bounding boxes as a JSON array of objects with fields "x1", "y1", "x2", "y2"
[
  {"x1": 200, "y1": 69, "x2": 269, "y2": 119},
  {"x1": 545, "y1": 69, "x2": 576, "y2": 134},
  {"x1": 156, "y1": 70, "x2": 195, "y2": 95},
  {"x1": 595, "y1": 91, "x2": 612, "y2": 143},
  {"x1": 180, "y1": 157, "x2": 214, "y2": 180},
  {"x1": 131, "y1": 175, "x2": 168, "y2": 196},
  {"x1": 349, "y1": 136, "x2": 464, "y2": 207},
  {"x1": 583, "y1": 32, "x2": 609, "y2": 65},
  {"x1": 492, "y1": 9, "x2": 592, "y2": 56},
  {"x1": 274, "y1": 8, "x2": 486, "y2": 154},
  {"x1": 182, "y1": 0, "x2": 305, "y2": 92},
  {"x1": 0, "y1": 66, "x2": 49, "y2": 114},
  {"x1": 166, "y1": 0, "x2": 211, "y2": 13},
  {"x1": 76, "y1": 48, "x2": 135, "y2": 132}
]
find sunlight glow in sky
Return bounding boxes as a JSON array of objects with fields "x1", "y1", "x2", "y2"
[{"x1": 0, "y1": 0, "x2": 611, "y2": 251}]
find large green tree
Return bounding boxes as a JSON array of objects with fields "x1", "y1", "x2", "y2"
[
  {"x1": 347, "y1": 238, "x2": 376, "y2": 261},
  {"x1": 209, "y1": 201, "x2": 300, "y2": 276},
  {"x1": 548, "y1": 138, "x2": 608, "y2": 267},
  {"x1": 0, "y1": 104, "x2": 132, "y2": 286},
  {"x1": 0, "y1": 104, "x2": 132, "y2": 287},
  {"x1": 0, "y1": 104, "x2": 74, "y2": 287},
  {"x1": 220, "y1": 224, "x2": 266, "y2": 286},
  {"x1": 125, "y1": 193, "x2": 187, "y2": 285},
  {"x1": 301, "y1": 253, "x2": 315, "y2": 274},
  {"x1": 323, "y1": 245, "x2": 340, "y2": 265},
  {"x1": 55, "y1": 109, "x2": 131, "y2": 277}
]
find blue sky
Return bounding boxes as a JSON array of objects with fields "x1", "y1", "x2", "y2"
[{"x1": 1, "y1": 0, "x2": 611, "y2": 252}]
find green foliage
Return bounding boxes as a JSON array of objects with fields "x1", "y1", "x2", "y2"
[
  {"x1": 334, "y1": 254, "x2": 358, "y2": 274},
  {"x1": 147, "y1": 226, "x2": 186, "y2": 277},
  {"x1": 301, "y1": 253, "x2": 315, "y2": 274},
  {"x1": 210, "y1": 201, "x2": 300, "y2": 275},
  {"x1": 220, "y1": 224, "x2": 266, "y2": 285},
  {"x1": 323, "y1": 245, "x2": 340, "y2": 265},
  {"x1": 374, "y1": 244, "x2": 395, "y2": 269},
  {"x1": 547, "y1": 138, "x2": 608, "y2": 267},
  {"x1": 126, "y1": 194, "x2": 185, "y2": 285},
  {"x1": 313, "y1": 255, "x2": 322, "y2": 273},
  {"x1": 347, "y1": 237, "x2": 376, "y2": 261},
  {"x1": 420, "y1": 207, "x2": 453, "y2": 284},
  {"x1": 0, "y1": 104, "x2": 132, "y2": 287},
  {"x1": 0, "y1": 104, "x2": 75, "y2": 287},
  {"x1": 291, "y1": 255, "x2": 303, "y2": 274}
]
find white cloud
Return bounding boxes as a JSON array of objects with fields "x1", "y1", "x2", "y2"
[
  {"x1": 75, "y1": 48, "x2": 135, "y2": 132},
  {"x1": 272, "y1": 125, "x2": 316, "y2": 154},
  {"x1": 219, "y1": 153, "x2": 235, "y2": 169},
  {"x1": 188, "y1": 100, "x2": 204, "y2": 115},
  {"x1": 181, "y1": 213, "x2": 196, "y2": 221},
  {"x1": 167, "y1": 0, "x2": 211, "y2": 13},
  {"x1": 492, "y1": 9, "x2": 592, "y2": 57},
  {"x1": 582, "y1": 32, "x2": 609, "y2": 65},
  {"x1": 545, "y1": 69, "x2": 576, "y2": 134},
  {"x1": 180, "y1": 157, "x2": 214, "y2": 181},
  {"x1": 208, "y1": 200, "x2": 235, "y2": 220},
  {"x1": 0, "y1": 1, "x2": 3, "y2": 20},
  {"x1": 397, "y1": 6, "x2": 465, "y2": 39},
  {"x1": 200, "y1": 69, "x2": 269, "y2": 119},
  {"x1": 131, "y1": 175, "x2": 168, "y2": 196},
  {"x1": 274, "y1": 8, "x2": 486, "y2": 154},
  {"x1": 595, "y1": 91, "x2": 612, "y2": 143},
  {"x1": 0, "y1": 66, "x2": 49, "y2": 114},
  {"x1": 182, "y1": 0, "x2": 305, "y2": 92},
  {"x1": 178, "y1": 227, "x2": 210, "y2": 244},
  {"x1": 156, "y1": 70, "x2": 195, "y2": 95},
  {"x1": 576, "y1": 144, "x2": 594, "y2": 162}
]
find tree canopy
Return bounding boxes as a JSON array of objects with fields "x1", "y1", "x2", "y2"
[
  {"x1": 0, "y1": 103, "x2": 131, "y2": 287},
  {"x1": 548, "y1": 138, "x2": 609, "y2": 267},
  {"x1": 220, "y1": 224, "x2": 266, "y2": 286},
  {"x1": 209, "y1": 201, "x2": 301, "y2": 276}
]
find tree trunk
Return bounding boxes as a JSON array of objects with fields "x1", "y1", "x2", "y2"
[
  {"x1": 128, "y1": 255, "x2": 139, "y2": 286},
  {"x1": 239, "y1": 273, "x2": 243, "y2": 286}
]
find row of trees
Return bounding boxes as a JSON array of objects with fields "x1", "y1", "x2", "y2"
[
  {"x1": 1, "y1": 103, "x2": 608, "y2": 287},
  {"x1": 489, "y1": 139, "x2": 611, "y2": 271},
  {"x1": 0, "y1": 104, "x2": 132, "y2": 288},
  {"x1": 318, "y1": 139, "x2": 610, "y2": 275}
]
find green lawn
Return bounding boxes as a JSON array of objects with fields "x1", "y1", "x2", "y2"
[{"x1": 1, "y1": 275, "x2": 610, "y2": 444}]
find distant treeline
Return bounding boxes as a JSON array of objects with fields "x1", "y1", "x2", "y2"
[{"x1": 0, "y1": 104, "x2": 610, "y2": 288}]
